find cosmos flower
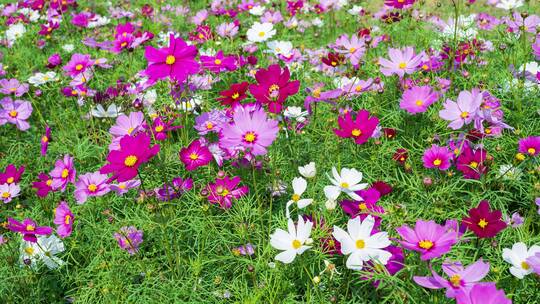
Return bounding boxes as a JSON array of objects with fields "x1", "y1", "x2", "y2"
[
  {"x1": 249, "y1": 64, "x2": 300, "y2": 113},
  {"x1": 414, "y1": 259, "x2": 490, "y2": 298},
  {"x1": 332, "y1": 215, "x2": 392, "y2": 270},
  {"x1": 100, "y1": 133, "x2": 160, "y2": 182},
  {"x1": 217, "y1": 82, "x2": 249, "y2": 107},
  {"x1": 49, "y1": 155, "x2": 76, "y2": 192},
  {"x1": 463, "y1": 200, "x2": 506, "y2": 238},
  {"x1": 396, "y1": 220, "x2": 458, "y2": 260},
  {"x1": 0, "y1": 183, "x2": 20, "y2": 203},
  {"x1": 109, "y1": 111, "x2": 145, "y2": 139},
  {"x1": 502, "y1": 242, "x2": 540, "y2": 279},
  {"x1": 456, "y1": 146, "x2": 487, "y2": 180},
  {"x1": 334, "y1": 34, "x2": 366, "y2": 66},
  {"x1": 385, "y1": 0, "x2": 415, "y2": 9},
  {"x1": 439, "y1": 90, "x2": 482, "y2": 130},
  {"x1": 0, "y1": 79, "x2": 29, "y2": 97},
  {"x1": 285, "y1": 177, "x2": 313, "y2": 218},
  {"x1": 340, "y1": 188, "x2": 384, "y2": 228},
  {"x1": 19, "y1": 235, "x2": 65, "y2": 269},
  {"x1": 454, "y1": 283, "x2": 511, "y2": 304},
  {"x1": 32, "y1": 173, "x2": 54, "y2": 198},
  {"x1": 400, "y1": 85, "x2": 439, "y2": 114},
  {"x1": 298, "y1": 162, "x2": 316, "y2": 178},
  {"x1": 74, "y1": 172, "x2": 111, "y2": 204},
  {"x1": 246, "y1": 22, "x2": 276, "y2": 42},
  {"x1": 422, "y1": 145, "x2": 453, "y2": 170},
  {"x1": 7, "y1": 218, "x2": 53, "y2": 243},
  {"x1": 53, "y1": 201, "x2": 74, "y2": 238},
  {"x1": 63, "y1": 53, "x2": 93, "y2": 77},
  {"x1": 0, "y1": 97, "x2": 33, "y2": 131},
  {"x1": 270, "y1": 216, "x2": 313, "y2": 264},
  {"x1": 379, "y1": 47, "x2": 424, "y2": 77},
  {"x1": 323, "y1": 167, "x2": 368, "y2": 201},
  {"x1": 114, "y1": 226, "x2": 143, "y2": 255},
  {"x1": 143, "y1": 34, "x2": 199, "y2": 83},
  {"x1": 41, "y1": 125, "x2": 51, "y2": 156},
  {"x1": 110, "y1": 180, "x2": 141, "y2": 196},
  {"x1": 206, "y1": 176, "x2": 249, "y2": 209},
  {"x1": 200, "y1": 50, "x2": 237, "y2": 73},
  {"x1": 518, "y1": 136, "x2": 540, "y2": 157},
  {"x1": 333, "y1": 110, "x2": 379, "y2": 145},
  {"x1": 179, "y1": 139, "x2": 213, "y2": 171},
  {"x1": 0, "y1": 164, "x2": 24, "y2": 185}
]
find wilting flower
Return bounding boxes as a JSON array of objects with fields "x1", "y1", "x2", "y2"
[
  {"x1": 7, "y1": 218, "x2": 53, "y2": 243},
  {"x1": 41, "y1": 125, "x2": 51, "y2": 156},
  {"x1": 270, "y1": 215, "x2": 313, "y2": 263},
  {"x1": 379, "y1": 47, "x2": 424, "y2": 77},
  {"x1": 249, "y1": 64, "x2": 300, "y2": 113},
  {"x1": 50, "y1": 155, "x2": 76, "y2": 192},
  {"x1": 285, "y1": 177, "x2": 313, "y2": 218},
  {"x1": 53, "y1": 201, "x2": 74, "y2": 238},
  {"x1": 0, "y1": 183, "x2": 20, "y2": 203},
  {"x1": 0, "y1": 97, "x2": 33, "y2": 131},
  {"x1": 179, "y1": 139, "x2": 213, "y2": 171},
  {"x1": 298, "y1": 162, "x2": 316, "y2": 178},
  {"x1": 396, "y1": 220, "x2": 458, "y2": 260},
  {"x1": 207, "y1": 176, "x2": 249, "y2": 209},
  {"x1": 518, "y1": 136, "x2": 540, "y2": 157},
  {"x1": 439, "y1": 90, "x2": 482, "y2": 130},
  {"x1": 324, "y1": 167, "x2": 368, "y2": 201},
  {"x1": 246, "y1": 22, "x2": 276, "y2": 42},
  {"x1": 74, "y1": 172, "x2": 111, "y2": 204},
  {"x1": 333, "y1": 110, "x2": 379, "y2": 145},
  {"x1": 455, "y1": 283, "x2": 511, "y2": 304},
  {"x1": 114, "y1": 226, "x2": 143, "y2": 255},
  {"x1": 100, "y1": 133, "x2": 160, "y2": 182},
  {"x1": 414, "y1": 259, "x2": 490, "y2": 298},
  {"x1": 143, "y1": 34, "x2": 199, "y2": 83},
  {"x1": 332, "y1": 215, "x2": 392, "y2": 270},
  {"x1": 19, "y1": 235, "x2": 65, "y2": 269},
  {"x1": 502, "y1": 242, "x2": 540, "y2": 279},
  {"x1": 400, "y1": 85, "x2": 439, "y2": 114},
  {"x1": 156, "y1": 177, "x2": 193, "y2": 201},
  {"x1": 422, "y1": 145, "x2": 453, "y2": 170}
]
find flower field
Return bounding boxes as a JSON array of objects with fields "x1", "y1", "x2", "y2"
[{"x1": 1, "y1": 0, "x2": 540, "y2": 303}]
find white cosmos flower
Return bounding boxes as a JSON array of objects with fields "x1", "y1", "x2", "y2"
[
  {"x1": 62, "y1": 44, "x2": 75, "y2": 52},
  {"x1": 496, "y1": 0, "x2": 523, "y2": 10},
  {"x1": 348, "y1": 5, "x2": 363, "y2": 15},
  {"x1": 332, "y1": 215, "x2": 391, "y2": 270},
  {"x1": 283, "y1": 106, "x2": 308, "y2": 123},
  {"x1": 323, "y1": 167, "x2": 368, "y2": 201},
  {"x1": 266, "y1": 40, "x2": 293, "y2": 57},
  {"x1": 91, "y1": 104, "x2": 123, "y2": 118},
  {"x1": 28, "y1": 71, "x2": 58, "y2": 86},
  {"x1": 270, "y1": 216, "x2": 313, "y2": 263},
  {"x1": 502, "y1": 242, "x2": 540, "y2": 279},
  {"x1": 298, "y1": 162, "x2": 316, "y2": 179},
  {"x1": 6, "y1": 23, "x2": 26, "y2": 43},
  {"x1": 20, "y1": 235, "x2": 65, "y2": 269},
  {"x1": 249, "y1": 5, "x2": 266, "y2": 16},
  {"x1": 246, "y1": 22, "x2": 276, "y2": 43},
  {"x1": 285, "y1": 177, "x2": 313, "y2": 219}
]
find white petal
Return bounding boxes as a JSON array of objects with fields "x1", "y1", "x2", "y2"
[
  {"x1": 297, "y1": 199, "x2": 313, "y2": 209},
  {"x1": 324, "y1": 185, "x2": 341, "y2": 200},
  {"x1": 275, "y1": 250, "x2": 297, "y2": 264},
  {"x1": 292, "y1": 177, "x2": 307, "y2": 195},
  {"x1": 346, "y1": 252, "x2": 364, "y2": 270},
  {"x1": 270, "y1": 229, "x2": 293, "y2": 250}
]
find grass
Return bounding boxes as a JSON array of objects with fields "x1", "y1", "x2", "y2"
[{"x1": 1, "y1": 0, "x2": 540, "y2": 303}]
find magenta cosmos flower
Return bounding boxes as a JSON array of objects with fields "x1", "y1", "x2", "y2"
[
  {"x1": 518, "y1": 136, "x2": 540, "y2": 157},
  {"x1": 32, "y1": 173, "x2": 54, "y2": 198},
  {"x1": 379, "y1": 47, "x2": 424, "y2": 77},
  {"x1": 396, "y1": 220, "x2": 458, "y2": 260},
  {"x1": 41, "y1": 125, "x2": 51, "y2": 156},
  {"x1": 0, "y1": 97, "x2": 33, "y2": 131},
  {"x1": 439, "y1": 90, "x2": 482, "y2": 130},
  {"x1": 49, "y1": 155, "x2": 76, "y2": 192},
  {"x1": 53, "y1": 201, "x2": 74, "y2": 238},
  {"x1": 334, "y1": 110, "x2": 379, "y2": 145},
  {"x1": 400, "y1": 85, "x2": 439, "y2": 114},
  {"x1": 455, "y1": 283, "x2": 511, "y2": 304},
  {"x1": 179, "y1": 139, "x2": 213, "y2": 171},
  {"x1": 462, "y1": 200, "x2": 506, "y2": 238},
  {"x1": 249, "y1": 64, "x2": 300, "y2": 114},
  {"x1": 7, "y1": 217, "x2": 53, "y2": 243},
  {"x1": 422, "y1": 144, "x2": 453, "y2": 170},
  {"x1": 220, "y1": 105, "x2": 279, "y2": 156},
  {"x1": 207, "y1": 176, "x2": 249, "y2": 209},
  {"x1": 143, "y1": 34, "x2": 199, "y2": 83},
  {"x1": 74, "y1": 172, "x2": 111, "y2": 204},
  {"x1": 63, "y1": 53, "x2": 93, "y2": 77},
  {"x1": 114, "y1": 226, "x2": 143, "y2": 255},
  {"x1": 200, "y1": 50, "x2": 237, "y2": 73},
  {"x1": 100, "y1": 133, "x2": 160, "y2": 182},
  {"x1": 414, "y1": 259, "x2": 490, "y2": 298},
  {"x1": 0, "y1": 164, "x2": 24, "y2": 185},
  {"x1": 456, "y1": 146, "x2": 487, "y2": 180}
]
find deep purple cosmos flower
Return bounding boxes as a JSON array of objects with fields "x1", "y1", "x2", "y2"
[
  {"x1": 53, "y1": 201, "x2": 74, "y2": 238},
  {"x1": 334, "y1": 110, "x2": 379, "y2": 145},
  {"x1": 220, "y1": 105, "x2": 278, "y2": 156},
  {"x1": 74, "y1": 172, "x2": 111, "y2": 204},
  {"x1": 455, "y1": 283, "x2": 511, "y2": 304},
  {"x1": 422, "y1": 145, "x2": 453, "y2": 170},
  {"x1": 143, "y1": 34, "x2": 199, "y2": 83},
  {"x1": 155, "y1": 177, "x2": 193, "y2": 201},
  {"x1": 7, "y1": 217, "x2": 53, "y2": 243},
  {"x1": 110, "y1": 180, "x2": 141, "y2": 196},
  {"x1": 0, "y1": 97, "x2": 33, "y2": 131},
  {"x1": 462, "y1": 200, "x2": 506, "y2": 238},
  {"x1": 414, "y1": 259, "x2": 490, "y2": 298},
  {"x1": 400, "y1": 85, "x2": 439, "y2": 114},
  {"x1": 207, "y1": 176, "x2": 249, "y2": 209},
  {"x1": 179, "y1": 139, "x2": 213, "y2": 171},
  {"x1": 396, "y1": 220, "x2": 458, "y2": 260},
  {"x1": 100, "y1": 133, "x2": 160, "y2": 182},
  {"x1": 49, "y1": 155, "x2": 76, "y2": 192},
  {"x1": 518, "y1": 136, "x2": 540, "y2": 157},
  {"x1": 217, "y1": 82, "x2": 249, "y2": 107},
  {"x1": 114, "y1": 226, "x2": 143, "y2": 255},
  {"x1": 249, "y1": 64, "x2": 300, "y2": 113}
]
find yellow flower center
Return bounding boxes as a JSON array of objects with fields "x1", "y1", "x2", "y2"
[
  {"x1": 244, "y1": 132, "x2": 256, "y2": 143},
  {"x1": 349, "y1": 47, "x2": 356, "y2": 53},
  {"x1": 206, "y1": 122, "x2": 213, "y2": 130},
  {"x1": 119, "y1": 183, "x2": 126, "y2": 189},
  {"x1": 358, "y1": 203, "x2": 367, "y2": 211},
  {"x1": 221, "y1": 189, "x2": 229, "y2": 197},
  {"x1": 121, "y1": 42, "x2": 127, "y2": 47},
  {"x1": 165, "y1": 55, "x2": 176, "y2": 65},
  {"x1": 1, "y1": 192, "x2": 10, "y2": 198},
  {"x1": 75, "y1": 64, "x2": 83, "y2": 71},
  {"x1": 292, "y1": 194, "x2": 300, "y2": 202},
  {"x1": 460, "y1": 111, "x2": 469, "y2": 119},
  {"x1": 46, "y1": 179, "x2": 53, "y2": 186},
  {"x1": 418, "y1": 240, "x2": 433, "y2": 250},
  {"x1": 528, "y1": 148, "x2": 536, "y2": 155},
  {"x1": 25, "y1": 247, "x2": 34, "y2": 255},
  {"x1": 6, "y1": 177, "x2": 14, "y2": 184},
  {"x1": 331, "y1": 61, "x2": 337, "y2": 66},
  {"x1": 469, "y1": 161, "x2": 478, "y2": 169},
  {"x1": 449, "y1": 275, "x2": 461, "y2": 287},
  {"x1": 292, "y1": 239, "x2": 302, "y2": 249},
  {"x1": 41, "y1": 136, "x2": 48, "y2": 143},
  {"x1": 516, "y1": 153, "x2": 525, "y2": 161},
  {"x1": 415, "y1": 100, "x2": 424, "y2": 106},
  {"x1": 422, "y1": 64, "x2": 429, "y2": 70},
  {"x1": 433, "y1": 159, "x2": 442, "y2": 166},
  {"x1": 258, "y1": 31, "x2": 266, "y2": 37},
  {"x1": 124, "y1": 155, "x2": 138, "y2": 167},
  {"x1": 87, "y1": 184, "x2": 97, "y2": 192},
  {"x1": 485, "y1": 128, "x2": 491, "y2": 134},
  {"x1": 61, "y1": 169, "x2": 69, "y2": 179},
  {"x1": 355, "y1": 239, "x2": 365, "y2": 249},
  {"x1": 214, "y1": 59, "x2": 222, "y2": 65},
  {"x1": 189, "y1": 153, "x2": 199, "y2": 160},
  {"x1": 340, "y1": 182, "x2": 349, "y2": 189},
  {"x1": 26, "y1": 225, "x2": 35, "y2": 231},
  {"x1": 398, "y1": 62, "x2": 407, "y2": 69},
  {"x1": 522, "y1": 261, "x2": 530, "y2": 270},
  {"x1": 155, "y1": 125, "x2": 164, "y2": 132},
  {"x1": 8, "y1": 110, "x2": 17, "y2": 118},
  {"x1": 355, "y1": 86, "x2": 363, "y2": 92},
  {"x1": 231, "y1": 92, "x2": 239, "y2": 99},
  {"x1": 64, "y1": 215, "x2": 71, "y2": 225},
  {"x1": 312, "y1": 88, "x2": 321, "y2": 98},
  {"x1": 478, "y1": 218, "x2": 488, "y2": 229},
  {"x1": 351, "y1": 129, "x2": 362, "y2": 137}
]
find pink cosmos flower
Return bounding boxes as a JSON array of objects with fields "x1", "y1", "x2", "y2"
[
  {"x1": 100, "y1": 133, "x2": 160, "y2": 182},
  {"x1": 110, "y1": 180, "x2": 141, "y2": 196},
  {"x1": 422, "y1": 145, "x2": 453, "y2": 170},
  {"x1": 216, "y1": 22, "x2": 239, "y2": 38},
  {"x1": 200, "y1": 50, "x2": 237, "y2": 73},
  {"x1": 396, "y1": 220, "x2": 458, "y2": 260},
  {"x1": 249, "y1": 64, "x2": 300, "y2": 113},
  {"x1": 334, "y1": 34, "x2": 366, "y2": 66},
  {"x1": 143, "y1": 34, "x2": 199, "y2": 83},
  {"x1": 7, "y1": 217, "x2": 53, "y2": 243},
  {"x1": 414, "y1": 259, "x2": 490, "y2": 298},
  {"x1": 455, "y1": 283, "x2": 511, "y2": 304},
  {"x1": 385, "y1": 0, "x2": 415, "y2": 9},
  {"x1": 379, "y1": 47, "x2": 424, "y2": 77},
  {"x1": 0, "y1": 183, "x2": 20, "y2": 203},
  {"x1": 49, "y1": 155, "x2": 76, "y2": 192},
  {"x1": 333, "y1": 110, "x2": 379, "y2": 145},
  {"x1": 0, "y1": 97, "x2": 33, "y2": 131},
  {"x1": 0, "y1": 164, "x2": 24, "y2": 185},
  {"x1": 0, "y1": 79, "x2": 29, "y2": 96},
  {"x1": 439, "y1": 90, "x2": 482, "y2": 130},
  {"x1": 207, "y1": 176, "x2": 249, "y2": 209},
  {"x1": 220, "y1": 105, "x2": 279, "y2": 156},
  {"x1": 63, "y1": 53, "x2": 94, "y2": 77},
  {"x1": 53, "y1": 201, "x2": 74, "y2": 238},
  {"x1": 74, "y1": 172, "x2": 111, "y2": 204},
  {"x1": 32, "y1": 173, "x2": 54, "y2": 198},
  {"x1": 400, "y1": 85, "x2": 439, "y2": 114},
  {"x1": 114, "y1": 226, "x2": 143, "y2": 255},
  {"x1": 518, "y1": 136, "x2": 540, "y2": 157},
  {"x1": 179, "y1": 139, "x2": 213, "y2": 171},
  {"x1": 109, "y1": 111, "x2": 146, "y2": 138}
]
